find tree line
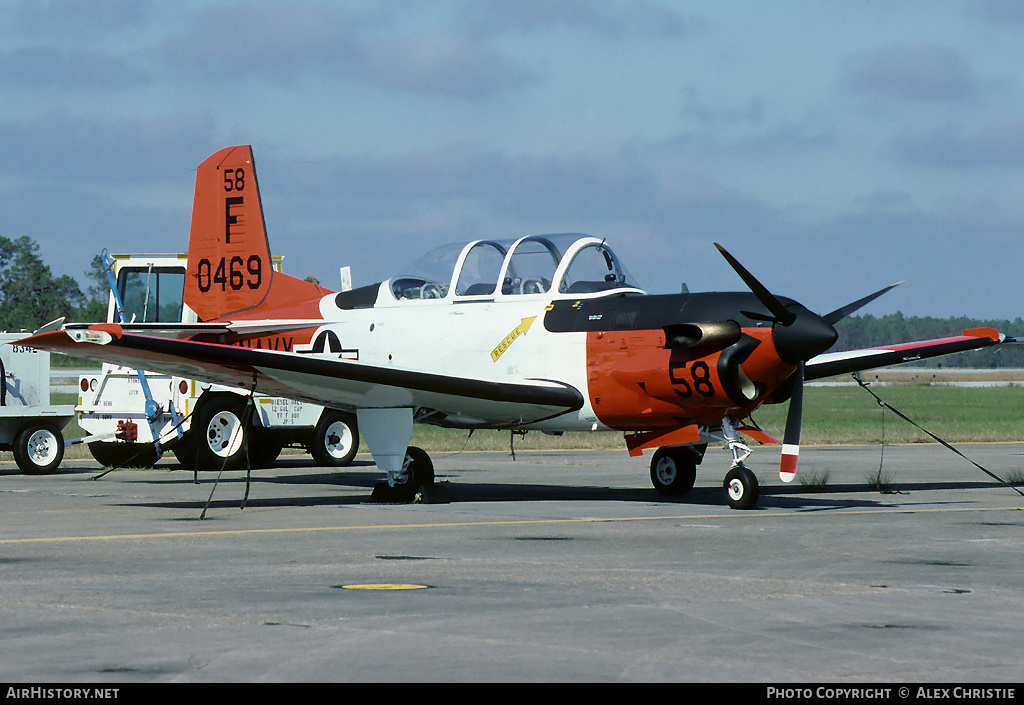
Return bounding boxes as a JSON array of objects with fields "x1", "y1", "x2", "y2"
[
  {"x1": 1, "y1": 235, "x2": 1021, "y2": 367},
  {"x1": 0, "y1": 236, "x2": 105, "y2": 333},
  {"x1": 835, "y1": 313, "x2": 1024, "y2": 368}
]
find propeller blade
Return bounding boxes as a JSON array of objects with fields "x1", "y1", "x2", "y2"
[
  {"x1": 715, "y1": 243, "x2": 796, "y2": 326},
  {"x1": 822, "y1": 282, "x2": 903, "y2": 325},
  {"x1": 780, "y1": 362, "x2": 804, "y2": 483}
]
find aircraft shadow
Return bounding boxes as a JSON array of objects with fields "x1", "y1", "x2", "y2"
[
  {"x1": 121, "y1": 472, "x2": 1013, "y2": 513},
  {"x1": 16, "y1": 458, "x2": 1015, "y2": 513}
]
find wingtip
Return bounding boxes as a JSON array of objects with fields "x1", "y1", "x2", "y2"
[{"x1": 32, "y1": 317, "x2": 65, "y2": 335}]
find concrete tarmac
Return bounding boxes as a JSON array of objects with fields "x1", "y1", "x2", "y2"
[{"x1": 1, "y1": 443, "x2": 1023, "y2": 683}]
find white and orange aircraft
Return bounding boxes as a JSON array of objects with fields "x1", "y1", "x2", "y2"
[{"x1": 19, "y1": 145, "x2": 1011, "y2": 509}]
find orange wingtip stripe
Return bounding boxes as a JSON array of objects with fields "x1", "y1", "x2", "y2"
[{"x1": 961, "y1": 327, "x2": 1001, "y2": 342}]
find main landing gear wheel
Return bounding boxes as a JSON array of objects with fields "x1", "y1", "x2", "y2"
[
  {"x1": 14, "y1": 424, "x2": 64, "y2": 475},
  {"x1": 397, "y1": 446, "x2": 435, "y2": 488},
  {"x1": 310, "y1": 411, "x2": 358, "y2": 467},
  {"x1": 650, "y1": 447, "x2": 697, "y2": 496},
  {"x1": 368, "y1": 446, "x2": 444, "y2": 503},
  {"x1": 724, "y1": 465, "x2": 759, "y2": 510}
]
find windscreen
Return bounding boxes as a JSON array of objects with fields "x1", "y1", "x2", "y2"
[{"x1": 117, "y1": 267, "x2": 185, "y2": 323}]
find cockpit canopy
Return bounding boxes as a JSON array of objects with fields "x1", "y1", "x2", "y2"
[{"x1": 389, "y1": 234, "x2": 644, "y2": 301}]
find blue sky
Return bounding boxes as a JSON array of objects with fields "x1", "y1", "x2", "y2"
[{"x1": 2, "y1": 0, "x2": 1023, "y2": 321}]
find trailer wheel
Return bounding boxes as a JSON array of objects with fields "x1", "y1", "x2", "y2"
[
  {"x1": 195, "y1": 395, "x2": 250, "y2": 470},
  {"x1": 310, "y1": 411, "x2": 359, "y2": 467},
  {"x1": 14, "y1": 425, "x2": 64, "y2": 475},
  {"x1": 169, "y1": 433, "x2": 198, "y2": 470}
]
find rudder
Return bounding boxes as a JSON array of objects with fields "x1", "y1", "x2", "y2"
[
  {"x1": 184, "y1": 145, "x2": 274, "y2": 321},
  {"x1": 183, "y1": 145, "x2": 327, "y2": 322}
]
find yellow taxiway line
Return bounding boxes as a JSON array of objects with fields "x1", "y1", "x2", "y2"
[{"x1": 0, "y1": 505, "x2": 1018, "y2": 546}]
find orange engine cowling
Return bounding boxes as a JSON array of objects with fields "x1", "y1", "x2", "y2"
[{"x1": 585, "y1": 326, "x2": 793, "y2": 431}]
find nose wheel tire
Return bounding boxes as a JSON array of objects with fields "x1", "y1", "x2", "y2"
[{"x1": 724, "y1": 465, "x2": 759, "y2": 510}]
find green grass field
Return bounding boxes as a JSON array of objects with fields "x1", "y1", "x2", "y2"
[
  {"x1": 404, "y1": 384, "x2": 1024, "y2": 450},
  {"x1": 753, "y1": 384, "x2": 1024, "y2": 446},
  {"x1": 51, "y1": 383, "x2": 1024, "y2": 462}
]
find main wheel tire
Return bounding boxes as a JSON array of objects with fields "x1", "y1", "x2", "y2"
[
  {"x1": 195, "y1": 396, "x2": 250, "y2": 471},
  {"x1": 88, "y1": 441, "x2": 158, "y2": 469},
  {"x1": 723, "y1": 465, "x2": 759, "y2": 510},
  {"x1": 397, "y1": 446, "x2": 434, "y2": 487},
  {"x1": 14, "y1": 425, "x2": 64, "y2": 475},
  {"x1": 650, "y1": 447, "x2": 698, "y2": 496},
  {"x1": 310, "y1": 411, "x2": 358, "y2": 467}
]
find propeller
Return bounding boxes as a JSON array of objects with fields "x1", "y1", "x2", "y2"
[
  {"x1": 822, "y1": 281, "x2": 902, "y2": 325},
  {"x1": 714, "y1": 243, "x2": 839, "y2": 482},
  {"x1": 780, "y1": 361, "x2": 804, "y2": 482},
  {"x1": 714, "y1": 244, "x2": 902, "y2": 482},
  {"x1": 714, "y1": 243, "x2": 839, "y2": 363},
  {"x1": 714, "y1": 244, "x2": 796, "y2": 326}
]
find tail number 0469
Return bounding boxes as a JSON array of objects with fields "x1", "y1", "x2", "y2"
[{"x1": 196, "y1": 255, "x2": 262, "y2": 292}]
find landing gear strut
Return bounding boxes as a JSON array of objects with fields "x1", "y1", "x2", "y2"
[{"x1": 720, "y1": 417, "x2": 759, "y2": 510}]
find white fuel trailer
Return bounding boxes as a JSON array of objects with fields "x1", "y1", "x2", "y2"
[{"x1": 75, "y1": 253, "x2": 358, "y2": 470}]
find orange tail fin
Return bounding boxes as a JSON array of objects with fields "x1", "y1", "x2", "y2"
[{"x1": 183, "y1": 145, "x2": 327, "y2": 321}]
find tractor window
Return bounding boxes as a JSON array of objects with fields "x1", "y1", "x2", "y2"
[{"x1": 117, "y1": 267, "x2": 186, "y2": 323}]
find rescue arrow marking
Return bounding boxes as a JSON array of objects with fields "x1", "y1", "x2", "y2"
[{"x1": 491, "y1": 316, "x2": 536, "y2": 362}]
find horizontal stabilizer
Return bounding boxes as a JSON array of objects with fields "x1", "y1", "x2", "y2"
[{"x1": 60, "y1": 318, "x2": 328, "y2": 340}]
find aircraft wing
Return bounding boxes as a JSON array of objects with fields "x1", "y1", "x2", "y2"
[
  {"x1": 805, "y1": 327, "x2": 1005, "y2": 381},
  {"x1": 19, "y1": 327, "x2": 584, "y2": 427}
]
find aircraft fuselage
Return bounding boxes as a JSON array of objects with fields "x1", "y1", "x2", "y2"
[{"x1": 213, "y1": 285, "x2": 799, "y2": 437}]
